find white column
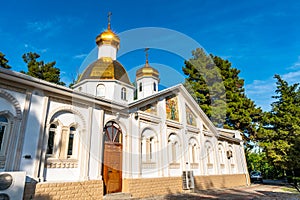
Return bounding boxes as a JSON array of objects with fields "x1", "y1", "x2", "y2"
[{"x1": 97, "y1": 109, "x2": 104, "y2": 179}]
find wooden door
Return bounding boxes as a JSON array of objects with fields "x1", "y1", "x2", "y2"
[
  {"x1": 102, "y1": 121, "x2": 123, "y2": 194},
  {"x1": 103, "y1": 143, "x2": 122, "y2": 193}
]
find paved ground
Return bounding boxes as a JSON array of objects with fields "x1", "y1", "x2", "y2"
[{"x1": 134, "y1": 181, "x2": 300, "y2": 200}]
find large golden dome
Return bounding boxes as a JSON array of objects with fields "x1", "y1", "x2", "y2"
[
  {"x1": 78, "y1": 57, "x2": 131, "y2": 85},
  {"x1": 136, "y1": 62, "x2": 159, "y2": 80},
  {"x1": 95, "y1": 25, "x2": 120, "y2": 49}
]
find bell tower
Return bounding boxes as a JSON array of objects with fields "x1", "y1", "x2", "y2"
[
  {"x1": 95, "y1": 12, "x2": 120, "y2": 60},
  {"x1": 136, "y1": 48, "x2": 160, "y2": 99}
]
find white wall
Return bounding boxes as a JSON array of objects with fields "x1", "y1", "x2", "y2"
[{"x1": 20, "y1": 94, "x2": 46, "y2": 178}]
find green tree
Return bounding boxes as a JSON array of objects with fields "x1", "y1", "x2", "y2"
[
  {"x1": 182, "y1": 48, "x2": 226, "y2": 126},
  {"x1": 258, "y1": 75, "x2": 300, "y2": 171},
  {"x1": 183, "y1": 48, "x2": 262, "y2": 144},
  {"x1": 21, "y1": 52, "x2": 65, "y2": 86},
  {"x1": 0, "y1": 52, "x2": 11, "y2": 69}
]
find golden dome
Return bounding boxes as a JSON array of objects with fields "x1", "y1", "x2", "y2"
[
  {"x1": 95, "y1": 25, "x2": 120, "y2": 49},
  {"x1": 78, "y1": 57, "x2": 131, "y2": 85},
  {"x1": 136, "y1": 62, "x2": 159, "y2": 80}
]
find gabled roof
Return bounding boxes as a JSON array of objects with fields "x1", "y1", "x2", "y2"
[{"x1": 129, "y1": 83, "x2": 220, "y2": 137}]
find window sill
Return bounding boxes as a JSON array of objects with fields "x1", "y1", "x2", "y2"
[
  {"x1": 169, "y1": 163, "x2": 180, "y2": 169},
  {"x1": 46, "y1": 158, "x2": 78, "y2": 168},
  {"x1": 142, "y1": 162, "x2": 156, "y2": 169},
  {"x1": 207, "y1": 163, "x2": 214, "y2": 169},
  {"x1": 190, "y1": 163, "x2": 199, "y2": 169}
]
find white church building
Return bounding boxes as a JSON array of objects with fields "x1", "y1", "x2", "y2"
[{"x1": 0, "y1": 19, "x2": 249, "y2": 199}]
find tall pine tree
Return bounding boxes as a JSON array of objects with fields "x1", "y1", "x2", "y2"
[
  {"x1": 258, "y1": 75, "x2": 300, "y2": 171},
  {"x1": 183, "y1": 48, "x2": 262, "y2": 144},
  {"x1": 21, "y1": 52, "x2": 65, "y2": 86}
]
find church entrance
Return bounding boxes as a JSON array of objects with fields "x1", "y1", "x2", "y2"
[{"x1": 102, "y1": 121, "x2": 123, "y2": 194}]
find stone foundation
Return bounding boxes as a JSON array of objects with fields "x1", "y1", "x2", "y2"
[
  {"x1": 123, "y1": 177, "x2": 182, "y2": 198},
  {"x1": 123, "y1": 174, "x2": 248, "y2": 198},
  {"x1": 194, "y1": 174, "x2": 248, "y2": 190},
  {"x1": 23, "y1": 174, "x2": 247, "y2": 199},
  {"x1": 23, "y1": 180, "x2": 103, "y2": 200}
]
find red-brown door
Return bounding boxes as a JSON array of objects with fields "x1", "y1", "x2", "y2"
[
  {"x1": 102, "y1": 121, "x2": 123, "y2": 194},
  {"x1": 103, "y1": 143, "x2": 122, "y2": 193}
]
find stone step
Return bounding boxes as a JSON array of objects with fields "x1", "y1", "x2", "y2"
[{"x1": 104, "y1": 192, "x2": 133, "y2": 200}]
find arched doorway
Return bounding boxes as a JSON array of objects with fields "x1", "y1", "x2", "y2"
[{"x1": 102, "y1": 121, "x2": 123, "y2": 194}]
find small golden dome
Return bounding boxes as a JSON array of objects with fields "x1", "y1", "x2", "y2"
[
  {"x1": 136, "y1": 62, "x2": 159, "y2": 80},
  {"x1": 78, "y1": 57, "x2": 131, "y2": 85},
  {"x1": 95, "y1": 25, "x2": 120, "y2": 49}
]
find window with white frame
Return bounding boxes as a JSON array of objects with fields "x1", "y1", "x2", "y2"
[
  {"x1": 46, "y1": 124, "x2": 78, "y2": 159},
  {"x1": 168, "y1": 134, "x2": 180, "y2": 164},
  {"x1": 46, "y1": 124, "x2": 56, "y2": 155},
  {"x1": 0, "y1": 115, "x2": 8, "y2": 154},
  {"x1": 218, "y1": 143, "x2": 225, "y2": 164},
  {"x1": 228, "y1": 145, "x2": 235, "y2": 165},
  {"x1": 189, "y1": 138, "x2": 199, "y2": 164},
  {"x1": 96, "y1": 84, "x2": 105, "y2": 97},
  {"x1": 121, "y1": 87, "x2": 127, "y2": 100},
  {"x1": 205, "y1": 141, "x2": 214, "y2": 165},
  {"x1": 67, "y1": 126, "x2": 76, "y2": 157},
  {"x1": 141, "y1": 129, "x2": 157, "y2": 163},
  {"x1": 141, "y1": 137, "x2": 156, "y2": 162}
]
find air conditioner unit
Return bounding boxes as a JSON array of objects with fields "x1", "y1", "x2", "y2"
[
  {"x1": 182, "y1": 171, "x2": 195, "y2": 190},
  {"x1": 0, "y1": 171, "x2": 26, "y2": 200}
]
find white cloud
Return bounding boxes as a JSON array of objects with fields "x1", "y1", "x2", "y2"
[
  {"x1": 245, "y1": 78, "x2": 276, "y2": 111},
  {"x1": 27, "y1": 21, "x2": 54, "y2": 32},
  {"x1": 288, "y1": 56, "x2": 300, "y2": 70},
  {"x1": 245, "y1": 66, "x2": 300, "y2": 111},
  {"x1": 282, "y1": 70, "x2": 300, "y2": 84},
  {"x1": 245, "y1": 79, "x2": 276, "y2": 95},
  {"x1": 73, "y1": 54, "x2": 88, "y2": 59},
  {"x1": 23, "y1": 43, "x2": 48, "y2": 53}
]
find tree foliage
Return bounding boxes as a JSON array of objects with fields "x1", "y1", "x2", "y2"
[
  {"x1": 183, "y1": 48, "x2": 262, "y2": 144},
  {"x1": 0, "y1": 52, "x2": 11, "y2": 69},
  {"x1": 182, "y1": 48, "x2": 226, "y2": 126},
  {"x1": 21, "y1": 52, "x2": 65, "y2": 86},
  {"x1": 258, "y1": 74, "x2": 300, "y2": 171}
]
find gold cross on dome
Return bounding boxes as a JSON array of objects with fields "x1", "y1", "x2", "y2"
[
  {"x1": 145, "y1": 48, "x2": 149, "y2": 64},
  {"x1": 107, "y1": 12, "x2": 112, "y2": 29}
]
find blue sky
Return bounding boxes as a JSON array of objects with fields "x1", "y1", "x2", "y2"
[{"x1": 1, "y1": 0, "x2": 300, "y2": 111}]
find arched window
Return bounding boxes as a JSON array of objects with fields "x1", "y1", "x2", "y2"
[
  {"x1": 153, "y1": 82, "x2": 157, "y2": 91},
  {"x1": 205, "y1": 141, "x2": 214, "y2": 165},
  {"x1": 68, "y1": 127, "x2": 76, "y2": 156},
  {"x1": 168, "y1": 134, "x2": 180, "y2": 164},
  {"x1": 0, "y1": 116, "x2": 8, "y2": 151},
  {"x1": 104, "y1": 121, "x2": 122, "y2": 143},
  {"x1": 46, "y1": 123, "x2": 78, "y2": 159},
  {"x1": 141, "y1": 129, "x2": 157, "y2": 163},
  {"x1": 121, "y1": 87, "x2": 127, "y2": 100},
  {"x1": 96, "y1": 84, "x2": 105, "y2": 97},
  {"x1": 47, "y1": 124, "x2": 57, "y2": 155},
  {"x1": 189, "y1": 138, "x2": 199, "y2": 164},
  {"x1": 218, "y1": 144, "x2": 225, "y2": 164},
  {"x1": 139, "y1": 82, "x2": 142, "y2": 92}
]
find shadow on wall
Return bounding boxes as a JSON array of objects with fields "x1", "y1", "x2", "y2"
[
  {"x1": 23, "y1": 180, "x2": 37, "y2": 200},
  {"x1": 193, "y1": 176, "x2": 214, "y2": 190}
]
